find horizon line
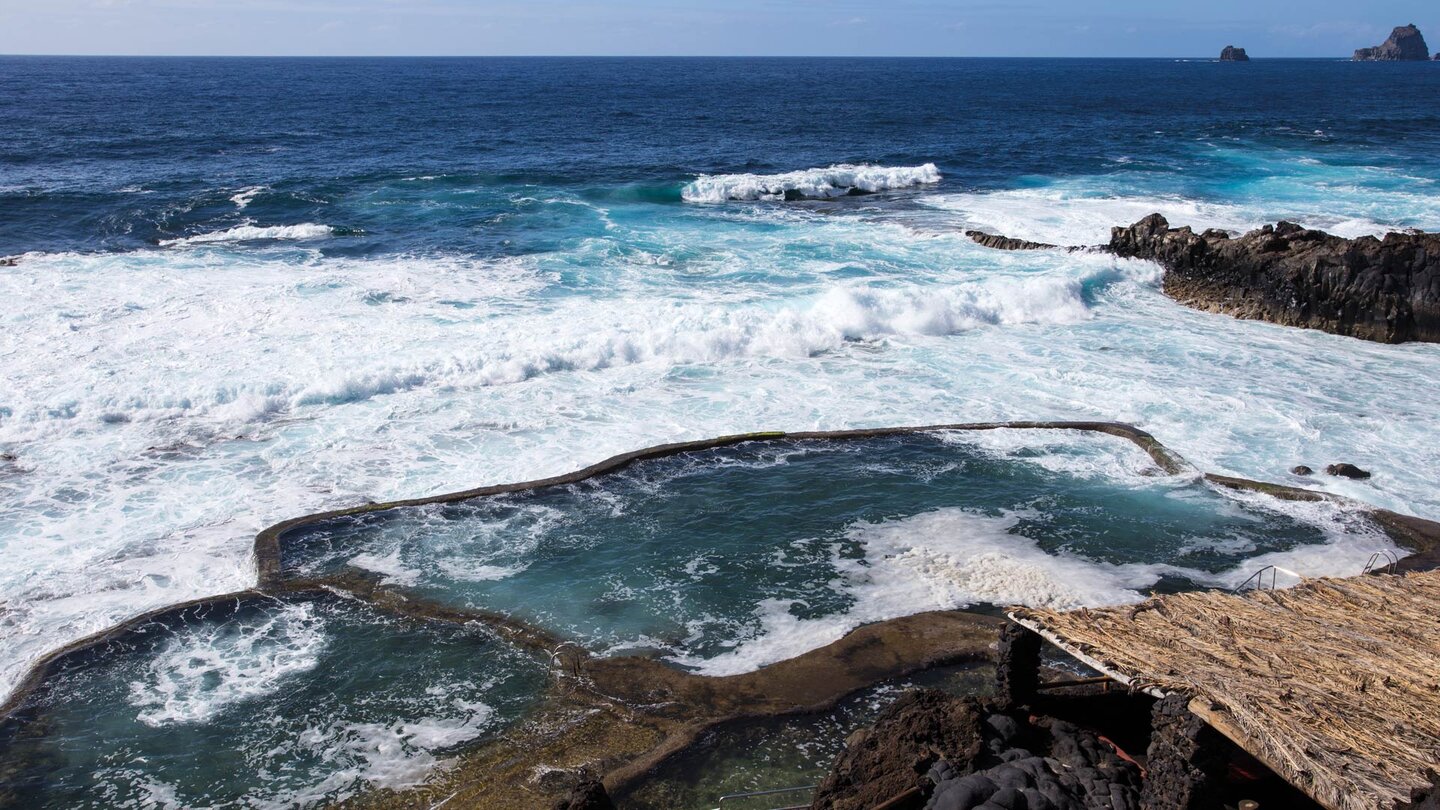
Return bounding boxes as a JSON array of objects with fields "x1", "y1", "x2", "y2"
[{"x1": 0, "y1": 53, "x2": 1379, "y2": 60}]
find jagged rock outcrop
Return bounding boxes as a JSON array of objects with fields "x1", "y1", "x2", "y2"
[
  {"x1": 1353, "y1": 24, "x2": 1430, "y2": 60},
  {"x1": 966, "y1": 230, "x2": 1060, "y2": 251},
  {"x1": 1219, "y1": 46, "x2": 1249, "y2": 61},
  {"x1": 1326, "y1": 463, "x2": 1373, "y2": 480},
  {"x1": 809, "y1": 691, "x2": 1141, "y2": 810},
  {"x1": 1108, "y1": 214, "x2": 1440, "y2": 343}
]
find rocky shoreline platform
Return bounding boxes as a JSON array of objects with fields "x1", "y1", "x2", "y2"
[{"x1": 968, "y1": 215, "x2": 1440, "y2": 343}]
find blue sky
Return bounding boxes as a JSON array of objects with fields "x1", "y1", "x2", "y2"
[{"x1": 1, "y1": 0, "x2": 1436, "y2": 57}]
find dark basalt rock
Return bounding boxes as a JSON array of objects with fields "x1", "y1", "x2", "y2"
[
  {"x1": 810, "y1": 691, "x2": 1141, "y2": 810},
  {"x1": 0, "y1": 258, "x2": 17, "y2": 267},
  {"x1": 1353, "y1": 24, "x2": 1430, "y2": 60},
  {"x1": 811, "y1": 691, "x2": 986, "y2": 809},
  {"x1": 553, "y1": 774, "x2": 616, "y2": 810},
  {"x1": 1141, "y1": 695, "x2": 1227, "y2": 810},
  {"x1": 966, "y1": 231, "x2": 1060, "y2": 251},
  {"x1": 1291, "y1": 465, "x2": 1314, "y2": 476},
  {"x1": 1325, "y1": 463, "x2": 1373, "y2": 480},
  {"x1": 1219, "y1": 46, "x2": 1249, "y2": 61},
  {"x1": 1108, "y1": 214, "x2": 1440, "y2": 343}
]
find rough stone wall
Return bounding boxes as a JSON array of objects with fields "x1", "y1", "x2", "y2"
[{"x1": 1140, "y1": 695, "x2": 1228, "y2": 810}]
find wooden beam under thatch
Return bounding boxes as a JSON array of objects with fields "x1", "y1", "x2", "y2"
[{"x1": 1010, "y1": 570, "x2": 1440, "y2": 810}]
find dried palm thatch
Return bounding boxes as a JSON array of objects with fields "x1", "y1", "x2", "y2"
[{"x1": 1011, "y1": 571, "x2": 1440, "y2": 810}]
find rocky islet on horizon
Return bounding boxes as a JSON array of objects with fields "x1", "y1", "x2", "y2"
[
  {"x1": 1353, "y1": 24, "x2": 1432, "y2": 60},
  {"x1": 1219, "y1": 45, "x2": 1249, "y2": 61}
]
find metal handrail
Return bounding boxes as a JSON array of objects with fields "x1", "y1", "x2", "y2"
[
  {"x1": 715, "y1": 784, "x2": 817, "y2": 809},
  {"x1": 1232, "y1": 565, "x2": 1301, "y2": 593},
  {"x1": 1363, "y1": 549, "x2": 1400, "y2": 575}
]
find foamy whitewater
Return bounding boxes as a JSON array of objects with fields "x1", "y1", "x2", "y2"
[{"x1": 3, "y1": 58, "x2": 1440, "y2": 767}]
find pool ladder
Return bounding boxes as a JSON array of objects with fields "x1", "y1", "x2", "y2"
[
  {"x1": 1363, "y1": 550, "x2": 1400, "y2": 575},
  {"x1": 1231, "y1": 565, "x2": 1299, "y2": 593},
  {"x1": 713, "y1": 784, "x2": 816, "y2": 810}
]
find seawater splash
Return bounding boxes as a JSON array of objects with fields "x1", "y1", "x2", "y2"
[
  {"x1": 281, "y1": 430, "x2": 1386, "y2": 678},
  {"x1": 158, "y1": 222, "x2": 337, "y2": 246},
  {"x1": 3, "y1": 188, "x2": 1440, "y2": 710},
  {"x1": 682, "y1": 163, "x2": 942, "y2": 202},
  {"x1": 129, "y1": 600, "x2": 326, "y2": 727},
  {"x1": 0, "y1": 597, "x2": 547, "y2": 808}
]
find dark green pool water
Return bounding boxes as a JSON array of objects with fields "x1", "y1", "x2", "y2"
[{"x1": 0, "y1": 596, "x2": 546, "y2": 809}]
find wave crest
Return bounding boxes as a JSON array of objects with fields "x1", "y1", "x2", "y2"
[
  {"x1": 682, "y1": 163, "x2": 941, "y2": 203},
  {"x1": 159, "y1": 222, "x2": 337, "y2": 247}
]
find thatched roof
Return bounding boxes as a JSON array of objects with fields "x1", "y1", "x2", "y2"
[{"x1": 1011, "y1": 571, "x2": 1440, "y2": 810}]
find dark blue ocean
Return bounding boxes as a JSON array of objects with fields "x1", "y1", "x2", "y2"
[
  {"x1": 2, "y1": 57, "x2": 1440, "y2": 806},
  {"x1": 4, "y1": 57, "x2": 1439, "y2": 254}
]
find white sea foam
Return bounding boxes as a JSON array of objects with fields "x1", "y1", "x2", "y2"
[
  {"x1": 229, "y1": 186, "x2": 268, "y2": 210},
  {"x1": 349, "y1": 549, "x2": 421, "y2": 586},
  {"x1": 159, "y1": 222, "x2": 335, "y2": 246},
  {"x1": 675, "y1": 508, "x2": 1164, "y2": 676},
  {"x1": 283, "y1": 696, "x2": 496, "y2": 806},
  {"x1": 128, "y1": 602, "x2": 326, "y2": 727},
  {"x1": 4, "y1": 183, "x2": 1440, "y2": 708},
  {"x1": 683, "y1": 163, "x2": 941, "y2": 202}
]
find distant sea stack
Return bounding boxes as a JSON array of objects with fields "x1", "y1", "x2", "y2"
[
  {"x1": 1219, "y1": 45, "x2": 1250, "y2": 61},
  {"x1": 1353, "y1": 24, "x2": 1430, "y2": 60}
]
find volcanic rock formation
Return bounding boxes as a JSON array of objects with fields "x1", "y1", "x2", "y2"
[
  {"x1": 808, "y1": 691, "x2": 1142, "y2": 810},
  {"x1": 1219, "y1": 46, "x2": 1249, "y2": 61},
  {"x1": 1107, "y1": 215, "x2": 1440, "y2": 343},
  {"x1": 1353, "y1": 24, "x2": 1430, "y2": 60}
]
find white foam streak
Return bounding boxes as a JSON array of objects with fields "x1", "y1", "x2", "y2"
[
  {"x1": 230, "y1": 186, "x2": 268, "y2": 210},
  {"x1": 129, "y1": 602, "x2": 326, "y2": 727},
  {"x1": 676, "y1": 508, "x2": 1161, "y2": 676},
  {"x1": 159, "y1": 222, "x2": 335, "y2": 246},
  {"x1": 683, "y1": 163, "x2": 941, "y2": 202}
]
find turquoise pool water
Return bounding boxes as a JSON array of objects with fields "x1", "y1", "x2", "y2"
[{"x1": 281, "y1": 430, "x2": 1383, "y2": 675}]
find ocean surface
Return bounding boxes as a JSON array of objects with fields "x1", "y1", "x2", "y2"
[{"x1": 3, "y1": 56, "x2": 1440, "y2": 802}]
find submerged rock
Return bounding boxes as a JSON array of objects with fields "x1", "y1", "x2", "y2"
[
  {"x1": 1219, "y1": 46, "x2": 1249, "y2": 61},
  {"x1": 553, "y1": 775, "x2": 616, "y2": 810},
  {"x1": 1353, "y1": 24, "x2": 1430, "y2": 60},
  {"x1": 1107, "y1": 214, "x2": 1440, "y2": 343},
  {"x1": 1326, "y1": 463, "x2": 1373, "y2": 480},
  {"x1": 1291, "y1": 465, "x2": 1314, "y2": 476}
]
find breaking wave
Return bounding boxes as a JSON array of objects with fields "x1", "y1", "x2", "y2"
[
  {"x1": 159, "y1": 222, "x2": 337, "y2": 246},
  {"x1": 682, "y1": 163, "x2": 942, "y2": 202}
]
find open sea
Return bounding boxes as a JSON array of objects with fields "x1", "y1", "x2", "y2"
[{"x1": 3, "y1": 56, "x2": 1440, "y2": 805}]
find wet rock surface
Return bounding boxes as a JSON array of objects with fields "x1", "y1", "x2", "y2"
[
  {"x1": 552, "y1": 775, "x2": 617, "y2": 810},
  {"x1": 966, "y1": 231, "x2": 1062, "y2": 252},
  {"x1": 1291, "y1": 465, "x2": 1314, "y2": 476},
  {"x1": 809, "y1": 691, "x2": 1141, "y2": 810},
  {"x1": 1325, "y1": 462, "x2": 1373, "y2": 480},
  {"x1": 1108, "y1": 214, "x2": 1440, "y2": 343},
  {"x1": 1353, "y1": 25, "x2": 1430, "y2": 61}
]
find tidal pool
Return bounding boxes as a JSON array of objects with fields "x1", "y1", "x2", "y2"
[
  {"x1": 280, "y1": 429, "x2": 1387, "y2": 675},
  {"x1": 0, "y1": 595, "x2": 547, "y2": 809}
]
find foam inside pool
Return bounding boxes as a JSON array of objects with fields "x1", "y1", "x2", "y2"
[
  {"x1": 0, "y1": 596, "x2": 546, "y2": 809},
  {"x1": 280, "y1": 430, "x2": 1386, "y2": 674}
]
